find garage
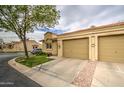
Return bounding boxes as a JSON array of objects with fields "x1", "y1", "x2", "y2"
[
  {"x1": 63, "y1": 38, "x2": 89, "y2": 59},
  {"x1": 98, "y1": 34, "x2": 124, "y2": 63}
]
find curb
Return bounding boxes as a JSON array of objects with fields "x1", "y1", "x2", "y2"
[
  {"x1": 8, "y1": 58, "x2": 43, "y2": 86},
  {"x1": 8, "y1": 58, "x2": 31, "y2": 74},
  {"x1": 8, "y1": 58, "x2": 75, "y2": 87}
]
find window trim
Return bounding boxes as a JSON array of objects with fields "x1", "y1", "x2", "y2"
[{"x1": 46, "y1": 43, "x2": 52, "y2": 49}]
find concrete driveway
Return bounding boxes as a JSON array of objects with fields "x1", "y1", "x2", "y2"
[
  {"x1": 36, "y1": 57, "x2": 124, "y2": 87},
  {"x1": 91, "y1": 62, "x2": 124, "y2": 87},
  {"x1": 37, "y1": 57, "x2": 88, "y2": 83}
]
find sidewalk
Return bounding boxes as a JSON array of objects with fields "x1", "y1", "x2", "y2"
[{"x1": 8, "y1": 58, "x2": 75, "y2": 87}]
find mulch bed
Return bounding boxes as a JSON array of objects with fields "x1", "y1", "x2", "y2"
[{"x1": 72, "y1": 61, "x2": 97, "y2": 87}]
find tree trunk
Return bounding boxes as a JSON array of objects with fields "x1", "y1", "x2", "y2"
[{"x1": 22, "y1": 38, "x2": 29, "y2": 58}]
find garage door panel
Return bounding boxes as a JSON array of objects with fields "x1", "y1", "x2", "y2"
[
  {"x1": 63, "y1": 38, "x2": 89, "y2": 59},
  {"x1": 98, "y1": 35, "x2": 124, "y2": 63},
  {"x1": 99, "y1": 57, "x2": 124, "y2": 63}
]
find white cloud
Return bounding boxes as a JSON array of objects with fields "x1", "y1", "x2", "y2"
[
  {"x1": 0, "y1": 31, "x2": 45, "y2": 43},
  {"x1": 1, "y1": 5, "x2": 124, "y2": 42},
  {"x1": 27, "y1": 31, "x2": 45, "y2": 42},
  {"x1": 0, "y1": 32, "x2": 19, "y2": 43},
  {"x1": 56, "y1": 5, "x2": 124, "y2": 33}
]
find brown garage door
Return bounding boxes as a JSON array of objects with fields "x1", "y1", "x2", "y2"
[
  {"x1": 98, "y1": 34, "x2": 124, "y2": 63},
  {"x1": 63, "y1": 38, "x2": 89, "y2": 59}
]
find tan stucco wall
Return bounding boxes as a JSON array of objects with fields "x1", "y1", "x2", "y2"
[
  {"x1": 42, "y1": 32, "x2": 58, "y2": 55},
  {"x1": 42, "y1": 42, "x2": 46, "y2": 53},
  {"x1": 2, "y1": 40, "x2": 41, "y2": 52},
  {"x1": 58, "y1": 23, "x2": 124, "y2": 39},
  {"x1": 52, "y1": 41, "x2": 58, "y2": 55},
  {"x1": 44, "y1": 33, "x2": 52, "y2": 40},
  {"x1": 58, "y1": 40, "x2": 63, "y2": 57},
  {"x1": 42, "y1": 41, "x2": 58, "y2": 55},
  {"x1": 58, "y1": 23, "x2": 124, "y2": 61},
  {"x1": 44, "y1": 32, "x2": 57, "y2": 40}
]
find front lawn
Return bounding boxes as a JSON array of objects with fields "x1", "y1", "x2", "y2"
[{"x1": 15, "y1": 55, "x2": 52, "y2": 67}]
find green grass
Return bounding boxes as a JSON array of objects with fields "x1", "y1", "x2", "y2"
[{"x1": 15, "y1": 55, "x2": 52, "y2": 67}]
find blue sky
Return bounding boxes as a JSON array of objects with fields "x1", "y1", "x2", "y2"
[{"x1": 0, "y1": 5, "x2": 124, "y2": 42}]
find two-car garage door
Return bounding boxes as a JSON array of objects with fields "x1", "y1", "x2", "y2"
[
  {"x1": 63, "y1": 38, "x2": 89, "y2": 59},
  {"x1": 98, "y1": 35, "x2": 124, "y2": 63},
  {"x1": 62, "y1": 34, "x2": 124, "y2": 63}
]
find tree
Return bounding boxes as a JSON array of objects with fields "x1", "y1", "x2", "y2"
[{"x1": 0, "y1": 5, "x2": 60, "y2": 58}]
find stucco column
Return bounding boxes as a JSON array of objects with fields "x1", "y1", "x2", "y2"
[
  {"x1": 89, "y1": 35, "x2": 98, "y2": 61},
  {"x1": 89, "y1": 36, "x2": 92, "y2": 60},
  {"x1": 58, "y1": 40, "x2": 63, "y2": 57},
  {"x1": 95, "y1": 35, "x2": 98, "y2": 61}
]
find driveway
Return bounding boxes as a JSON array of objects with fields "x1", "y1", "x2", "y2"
[
  {"x1": 37, "y1": 57, "x2": 124, "y2": 87},
  {"x1": 0, "y1": 53, "x2": 41, "y2": 87},
  {"x1": 91, "y1": 62, "x2": 124, "y2": 87},
  {"x1": 37, "y1": 57, "x2": 88, "y2": 83}
]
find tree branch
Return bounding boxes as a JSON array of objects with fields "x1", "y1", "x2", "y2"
[{"x1": 0, "y1": 8, "x2": 24, "y2": 40}]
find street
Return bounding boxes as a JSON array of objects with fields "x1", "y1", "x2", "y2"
[{"x1": 0, "y1": 53, "x2": 41, "y2": 87}]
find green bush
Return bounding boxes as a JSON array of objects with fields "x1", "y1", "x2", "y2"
[{"x1": 35, "y1": 52, "x2": 48, "y2": 56}]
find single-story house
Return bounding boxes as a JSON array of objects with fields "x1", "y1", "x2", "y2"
[
  {"x1": 0, "y1": 39, "x2": 4, "y2": 51},
  {"x1": 42, "y1": 22, "x2": 124, "y2": 63},
  {"x1": 41, "y1": 32, "x2": 58, "y2": 55},
  {"x1": 0, "y1": 39, "x2": 41, "y2": 52}
]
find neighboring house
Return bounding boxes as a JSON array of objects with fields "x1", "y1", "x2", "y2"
[
  {"x1": 38, "y1": 43, "x2": 42, "y2": 49},
  {"x1": 42, "y1": 32, "x2": 58, "y2": 56},
  {"x1": 42, "y1": 22, "x2": 124, "y2": 63},
  {"x1": 1, "y1": 39, "x2": 41, "y2": 52},
  {"x1": 0, "y1": 39, "x2": 4, "y2": 52}
]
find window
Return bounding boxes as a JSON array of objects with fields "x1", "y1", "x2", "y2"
[
  {"x1": 0, "y1": 45, "x2": 2, "y2": 49},
  {"x1": 46, "y1": 43, "x2": 52, "y2": 49},
  {"x1": 8, "y1": 44, "x2": 14, "y2": 49},
  {"x1": 33, "y1": 45, "x2": 38, "y2": 49},
  {"x1": 33, "y1": 46, "x2": 38, "y2": 49}
]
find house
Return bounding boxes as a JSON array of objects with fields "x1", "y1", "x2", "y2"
[
  {"x1": 42, "y1": 32, "x2": 58, "y2": 55},
  {"x1": 0, "y1": 39, "x2": 4, "y2": 52},
  {"x1": 42, "y1": 22, "x2": 124, "y2": 63},
  {"x1": 1, "y1": 39, "x2": 41, "y2": 52}
]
